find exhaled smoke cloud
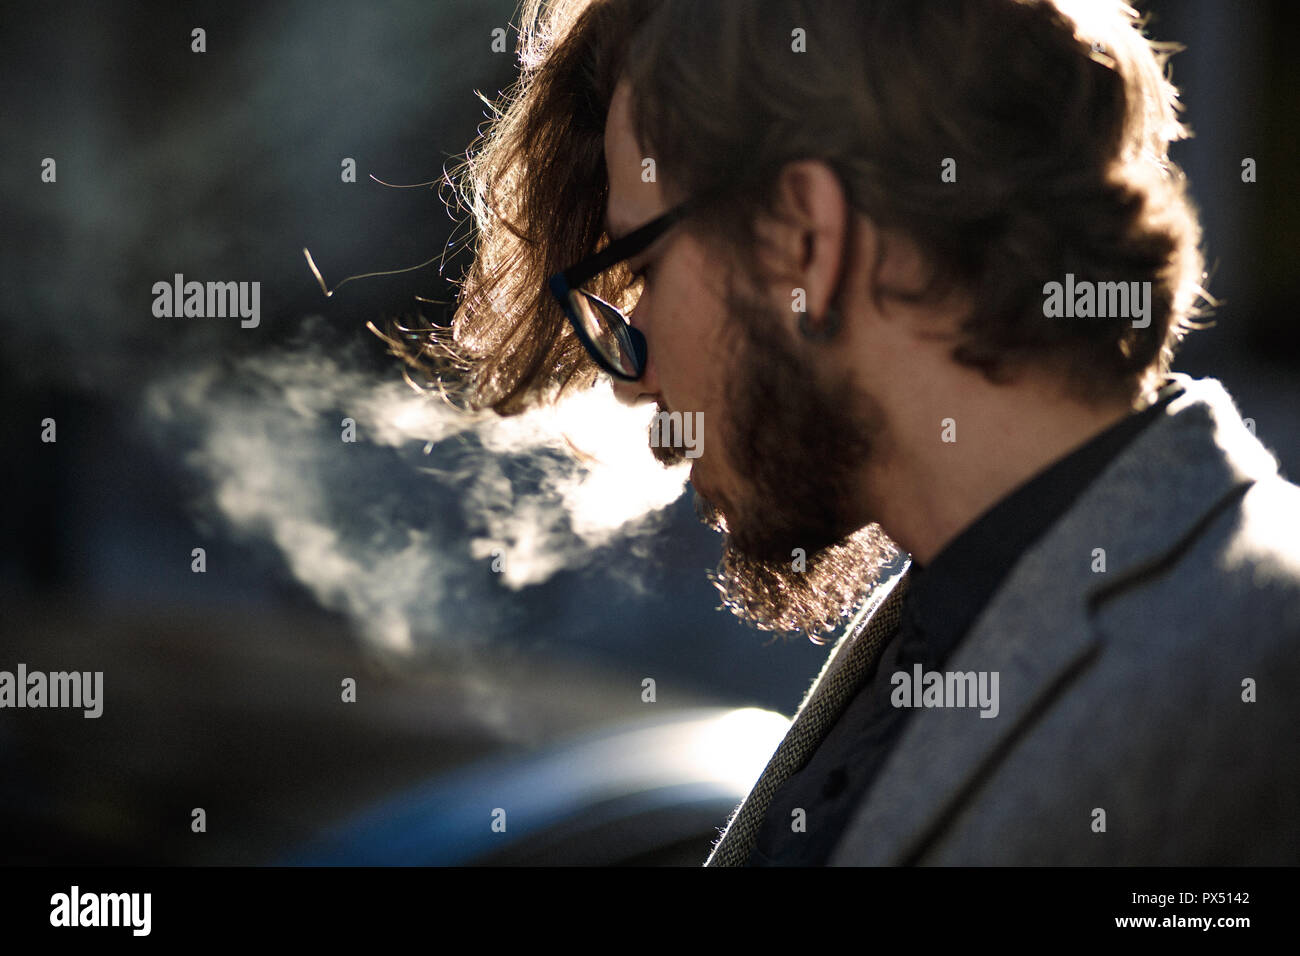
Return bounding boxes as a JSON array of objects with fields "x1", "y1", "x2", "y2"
[{"x1": 142, "y1": 317, "x2": 689, "y2": 654}]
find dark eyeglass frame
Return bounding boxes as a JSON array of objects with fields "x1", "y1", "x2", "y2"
[{"x1": 547, "y1": 195, "x2": 703, "y2": 382}]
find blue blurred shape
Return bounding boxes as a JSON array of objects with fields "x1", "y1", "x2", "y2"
[{"x1": 278, "y1": 706, "x2": 790, "y2": 865}]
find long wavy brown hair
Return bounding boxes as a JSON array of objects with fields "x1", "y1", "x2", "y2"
[{"x1": 378, "y1": 0, "x2": 1209, "y2": 414}]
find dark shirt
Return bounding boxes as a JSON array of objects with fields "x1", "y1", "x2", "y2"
[{"x1": 747, "y1": 380, "x2": 1185, "y2": 865}]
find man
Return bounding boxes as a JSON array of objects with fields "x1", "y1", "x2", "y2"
[{"x1": 397, "y1": 0, "x2": 1300, "y2": 863}]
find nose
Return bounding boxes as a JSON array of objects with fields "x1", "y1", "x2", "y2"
[{"x1": 611, "y1": 365, "x2": 658, "y2": 406}]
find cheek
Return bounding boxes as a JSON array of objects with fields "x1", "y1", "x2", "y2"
[
  {"x1": 664, "y1": 265, "x2": 730, "y2": 367},
  {"x1": 664, "y1": 304, "x2": 729, "y2": 415},
  {"x1": 676, "y1": 317, "x2": 737, "y2": 477},
  {"x1": 650, "y1": 240, "x2": 736, "y2": 424}
]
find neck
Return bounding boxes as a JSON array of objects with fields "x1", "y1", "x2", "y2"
[{"x1": 863, "y1": 374, "x2": 1136, "y2": 565}]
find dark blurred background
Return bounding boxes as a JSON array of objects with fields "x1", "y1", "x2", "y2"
[{"x1": 0, "y1": 0, "x2": 1296, "y2": 865}]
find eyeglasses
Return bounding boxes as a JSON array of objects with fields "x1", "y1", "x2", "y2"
[{"x1": 548, "y1": 196, "x2": 701, "y2": 382}]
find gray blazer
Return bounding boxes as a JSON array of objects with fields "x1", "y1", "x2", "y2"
[{"x1": 705, "y1": 374, "x2": 1300, "y2": 865}]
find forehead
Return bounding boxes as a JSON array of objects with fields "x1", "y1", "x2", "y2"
[{"x1": 603, "y1": 79, "x2": 664, "y2": 237}]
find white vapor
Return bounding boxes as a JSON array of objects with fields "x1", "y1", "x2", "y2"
[{"x1": 143, "y1": 323, "x2": 689, "y2": 653}]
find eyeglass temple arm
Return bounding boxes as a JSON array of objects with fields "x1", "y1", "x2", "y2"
[{"x1": 561, "y1": 200, "x2": 695, "y2": 289}]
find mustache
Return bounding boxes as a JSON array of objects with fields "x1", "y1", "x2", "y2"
[{"x1": 647, "y1": 399, "x2": 691, "y2": 467}]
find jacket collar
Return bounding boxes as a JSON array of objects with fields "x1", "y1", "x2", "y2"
[
  {"x1": 703, "y1": 567, "x2": 911, "y2": 865},
  {"x1": 825, "y1": 374, "x2": 1279, "y2": 864}
]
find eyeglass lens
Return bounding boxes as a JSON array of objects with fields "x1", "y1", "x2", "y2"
[{"x1": 568, "y1": 290, "x2": 641, "y2": 377}]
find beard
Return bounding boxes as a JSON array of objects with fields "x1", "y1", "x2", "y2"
[{"x1": 652, "y1": 271, "x2": 900, "y2": 642}]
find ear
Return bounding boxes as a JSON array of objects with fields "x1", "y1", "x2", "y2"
[{"x1": 752, "y1": 160, "x2": 850, "y2": 332}]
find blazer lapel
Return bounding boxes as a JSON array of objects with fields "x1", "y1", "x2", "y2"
[
  {"x1": 827, "y1": 374, "x2": 1274, "y2": 865},
  {"x1": 826, "y1": 553, "x2": 1103, "y2": 864},
  {"x1": 703, "y1": 565, "x2": 911, "y2": 866}
]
